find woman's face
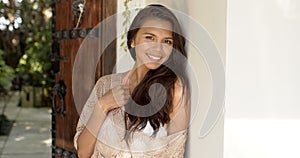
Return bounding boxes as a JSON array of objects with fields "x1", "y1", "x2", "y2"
[{"x1": 131, "y1": 18, "x2": 173, "y2": 70}]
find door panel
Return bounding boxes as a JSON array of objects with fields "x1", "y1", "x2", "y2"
[{"x1": 51, "y1": 0, "x2": 117, "y2": 157}]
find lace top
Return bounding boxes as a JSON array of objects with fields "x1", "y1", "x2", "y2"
[{"x1": 74, "y1": 72, "x2": 188, "y2": 158}]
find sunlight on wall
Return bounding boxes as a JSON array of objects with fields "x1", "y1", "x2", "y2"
[
  {"x1": 225, "y1": 119, "x2": 300, "y2": 158},
  {"x1": 225, "y1": 0, "x2": 300, "y2": 157}
]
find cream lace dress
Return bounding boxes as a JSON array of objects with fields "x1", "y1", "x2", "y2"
[{"x1": 74, "y1": 72, "x2": 188, "y2": 158}]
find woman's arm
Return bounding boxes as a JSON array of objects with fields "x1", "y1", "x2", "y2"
[
  {"x1": 167, "y1": 79, "x2": 191, "y2": 135},
  {"x1": 76, "y1": 100, "x2": 107, "y2": 158},
  {"x1": 164, "y1": 79, "x2": 190, "y2": 157},
  {"x1": 75, "y1": 78, "x2": 130, "y2": 158}
]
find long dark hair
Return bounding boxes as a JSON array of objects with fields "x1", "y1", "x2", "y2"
[{"x1": 124, "y1": 4, "x2": 190, "y2": 141}]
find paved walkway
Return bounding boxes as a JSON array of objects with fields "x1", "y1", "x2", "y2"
[{"x1": 0, "y1": 92, "x2": 51, "y2": 158}]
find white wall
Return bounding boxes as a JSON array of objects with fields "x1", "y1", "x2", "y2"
[
  {"x1": 186, "y1": 0, "x2": 226, "y2": 158},
  {"x1": 225, "y1": 0, "x2": 300, "y2": 157}
]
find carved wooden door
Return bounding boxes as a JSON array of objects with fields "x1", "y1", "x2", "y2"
[{"x1": 51, "y1": 0, "x2": 117, "y2": 157}]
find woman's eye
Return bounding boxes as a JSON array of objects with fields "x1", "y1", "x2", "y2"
[
  {"x1": 164, "y1": 39, "x2": 173, "y2": 45},
  {"x1": 145, "y1": 36, "x2": 154, "y2": 41}
]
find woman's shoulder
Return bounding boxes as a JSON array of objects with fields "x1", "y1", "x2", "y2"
[{"x1": 95, "y1": 71, "x2": 129, "y2": 85}]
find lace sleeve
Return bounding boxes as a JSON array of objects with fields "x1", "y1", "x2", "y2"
[
  {"x1": 164, "y1": 130, "x2": 187, "y2": 158},
  {"x1": 73, "y1": 77, "x2": 107, "y2": 150}
]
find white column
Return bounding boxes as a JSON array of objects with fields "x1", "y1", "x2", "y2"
[{"x1": 186, "y1": 0, "x2": 227, "y2": 158}]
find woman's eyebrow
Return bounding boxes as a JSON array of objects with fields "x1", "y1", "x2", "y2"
[
  {"x1": 163, "y1": 36, "x2": 173, "y2": 40},
  {"x1": 143, "y1": 32, "x2": 156, "y2": 36},
  {"x1": 143, "y1": 32, "x2": 173, "y2": 39}
]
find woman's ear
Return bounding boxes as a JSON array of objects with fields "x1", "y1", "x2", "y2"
[{"x1": 131, "y1": 41, "x2": 135, "y2": 48}]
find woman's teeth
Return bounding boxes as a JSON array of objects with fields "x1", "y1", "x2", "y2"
[{"x1": 147, "y1": 54, "x2": 162, "y2": 61}]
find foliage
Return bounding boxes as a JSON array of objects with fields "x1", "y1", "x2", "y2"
[
  {"x1": 0, "y1": 0, "x2": 23, "y2": 69},
  {"x1": 120, "y1": 0, "x2": 133, "y2": 53},
  {"x1": 0, "y1": 49, "x2": 15, "y2": 92},
  {"x1": 120, "y1": 0, "x2": 143, "y2": 53},
  {"x1": 17, "y1": 22, "x2": 52, "y2": 86},
  {"x1": 16, "y1": 0, "x2": 52, "y2": 87},
  {"x1": 0, "y1": 0, "x2": 52, "y2": 107}
]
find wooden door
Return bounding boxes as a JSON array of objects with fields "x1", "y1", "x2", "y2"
[{"x1": 51, "y1": 0, "x2": 117, "y2": 157}]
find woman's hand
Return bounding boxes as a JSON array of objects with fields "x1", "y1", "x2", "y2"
[{"x1": 98, "y1": 85, "x2": 130, "y2": 114}]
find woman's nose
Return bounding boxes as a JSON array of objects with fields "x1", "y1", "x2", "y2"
[{"x1": 152, "y1": 42, "x2": 163, "y2": 51}]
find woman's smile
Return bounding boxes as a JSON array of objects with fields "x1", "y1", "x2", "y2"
[{"x1": 146, "y1": 53, "x2": 162, "y2": 61}]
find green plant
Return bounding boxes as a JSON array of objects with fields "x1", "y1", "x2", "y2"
[
  {"x1": 120, "y1": 0, "x2": 133, "y2": 53},
  {"x1": 16, "y1": 0, "x2": 52, "y2": 87},
  {"x1": 120, "y1": 0, "x2": 143, "y2": 53},
  {"x1": 0, "y1": 0, "x2": 52, "y2": 88},
  {"x1": 17, "y1": 24, "x2": 52, "y2": 87},
  {"x1": 0, "y1": 49, "x2": 15, "y2": 92}
]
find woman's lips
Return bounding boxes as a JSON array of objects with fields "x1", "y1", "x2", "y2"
[{"x1": 146, "y1": 53, "x2": 162, "y2": 61}]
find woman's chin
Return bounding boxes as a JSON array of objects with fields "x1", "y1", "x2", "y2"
[{"x1": 144, "y1": 62, "x2": 162, "y2": 70}]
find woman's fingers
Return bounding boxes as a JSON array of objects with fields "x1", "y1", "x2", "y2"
[{"x1": 111, "y1": 85, "x2": 131, "y2": 108}]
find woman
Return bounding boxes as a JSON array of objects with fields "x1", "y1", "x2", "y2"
[{"x1": 74, "y1": 4, "x2": 190, "y2": 158}]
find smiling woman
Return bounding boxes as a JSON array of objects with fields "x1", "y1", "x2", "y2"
[{"x1": 74, "y1": 4, "x2": 191, "y2": 158}]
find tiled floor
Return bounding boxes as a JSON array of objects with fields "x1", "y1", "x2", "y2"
[{"x1": 0, "y1": 92, "x2": 51, "y2": 158}]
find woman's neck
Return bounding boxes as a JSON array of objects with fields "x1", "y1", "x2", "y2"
[
  {"x1": 128, "y1": 63, "x2": 149, "y2": 92},
  {"x1": 130, "y1": 63, "x2": 149, "y2": 85}
]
